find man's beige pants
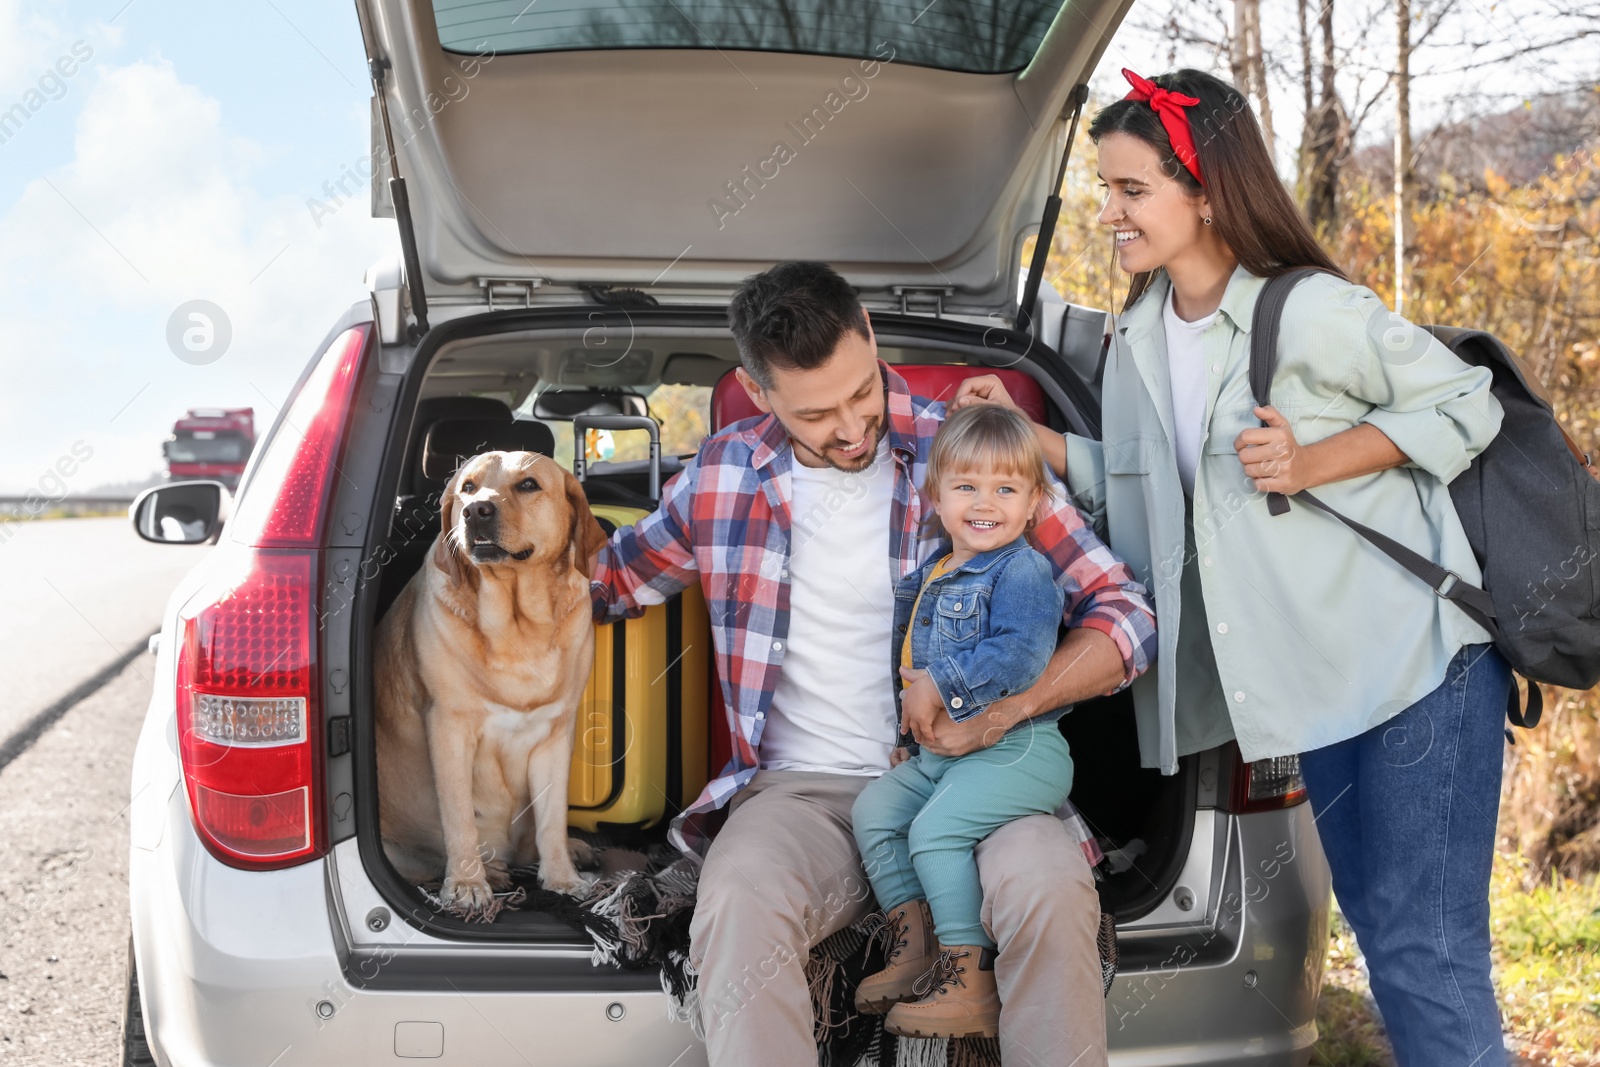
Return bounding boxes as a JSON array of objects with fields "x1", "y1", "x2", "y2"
[{"x1": 688, "y1": 770, "x2": 1108, "y2": 1067}]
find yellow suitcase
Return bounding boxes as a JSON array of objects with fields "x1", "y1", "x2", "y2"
[{"x1": 566, "y1": 508, "x2": 712, "y2": 831}]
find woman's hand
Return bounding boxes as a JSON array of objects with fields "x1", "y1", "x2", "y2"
[
  {"x1": 951, "y1": 375, "x2": 1022, "y2": 414},
  {"x1": 1235, "y1": 407, "x2": 1411, "y2": 494},
  {"x1": 1234, "y1": 405, "x2": 1314, "y2": 495},
  {"x1": 951, "y1": 374, "x2": 1069, "y2": 479}
]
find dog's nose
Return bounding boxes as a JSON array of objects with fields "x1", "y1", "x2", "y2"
[{"x1": 467, "y1": 500, "x2": 497, "y2": 520}]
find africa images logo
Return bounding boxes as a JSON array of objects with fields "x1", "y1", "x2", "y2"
[{"x1": 165, "y1": 300, "x2": 232, "y2": 366}]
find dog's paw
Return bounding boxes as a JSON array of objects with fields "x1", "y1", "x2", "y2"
[
  {"x1": 440, "y1": 872, "x2": 497, "y2": 915},
  {"x1": 567, "y1": 837, "x2": 598, "y2": 870},
  {"x1": 538, "y1": 864, "x2": 590, "y2": 897},
  {"x1": 484, "y1": 857, "x2": 512, "y2": 891}
]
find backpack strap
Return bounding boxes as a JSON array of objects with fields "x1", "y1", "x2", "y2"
[
  {"x1": 1249, "y1": 269, "x2": 1329, "y2": 516},
  {"x1": 1287, "y1": 488, "x2": 1499, "y2": 641},
  {"x1": 1510, "y1": 679, "x2": 1542, "y2": 730},
  {"x1": 1247, "y1": 270, "x2": 1536, "y2": 728}
]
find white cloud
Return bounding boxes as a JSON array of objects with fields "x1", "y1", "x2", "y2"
[
  {"x1": 0, "y1": 57, "x2": 396, "y2": 492},
  {"x1": 0, "y1": 0, "x2": 119, "y2": 102},
  {"x1": 0, "y1": 0, "x2": 63, "y2": 98}
]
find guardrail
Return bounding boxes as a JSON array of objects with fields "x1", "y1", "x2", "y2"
[{"x1": 0, "y1": 495, "x2": 137, "y2": 517}]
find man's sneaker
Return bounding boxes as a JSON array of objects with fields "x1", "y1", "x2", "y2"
[
  {"x1": 883, "y1": 945, "x2": 1001, "y2": 1039},
  {"x1": 853, "y1": 900, "x2": 938, "y2": 1014}
]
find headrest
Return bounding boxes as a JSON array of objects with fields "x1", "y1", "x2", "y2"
[
  {"x1": 404, "y1": 397, "x2": 515, "y2": 496},
  {"x1": 709, "y1": 365, "x2": 1051, "y2": 430},
  {"x1": 422, "y1": 418, "x2": 557, "y2": 482},
  {"x1": 415, "y1": 395, "x2": 513, "y2": 425}
]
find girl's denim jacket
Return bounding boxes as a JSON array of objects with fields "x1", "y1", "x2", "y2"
[{"x1": 893, "y1": 537, "x2": 1067, "y2": 740}]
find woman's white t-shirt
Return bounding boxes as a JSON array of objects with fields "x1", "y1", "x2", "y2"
[{"x1": 1163, "y1": 287, "x2": 1219, "y2": 496}]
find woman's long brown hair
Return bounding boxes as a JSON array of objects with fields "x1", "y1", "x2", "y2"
[{"x1": 1088, "y1": 69, "x2": 1347, "y2": 312}]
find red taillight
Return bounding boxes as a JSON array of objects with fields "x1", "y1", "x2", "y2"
[
  {"x1": 178, "y1": 551, "x2": 322, "y2": 867},
  {"x1": 174, "y1": 324, "x2": 368, "y2": 869},
  {"x1": 192, "y1": 784, "x2": 311, "y2": 856},
  {"x1": 1225, "y1": 745, "x2": 1308, "y2": 814},
  {"x1": 227, "y1": 326, "x2": 367, "y2": 548}
]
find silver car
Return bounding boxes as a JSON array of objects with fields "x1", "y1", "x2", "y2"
[{"x1": 123, "y1": 1, "x2": 1332, "y2": 1064}]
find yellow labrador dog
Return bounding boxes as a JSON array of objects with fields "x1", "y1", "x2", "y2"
[{"x1": 375, "y1": 450, "x2": 609, "y2": 909}]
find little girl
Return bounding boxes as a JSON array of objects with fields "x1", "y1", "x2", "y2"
[{"x1": 851, "y1": 404, "x2": 1070, "y2": 1039}]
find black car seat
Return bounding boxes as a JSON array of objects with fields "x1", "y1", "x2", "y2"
[
  {"x1": 379, "y1": 398, "x2": 555, "y2": 619},
  {"x1": 416, "y1": 416, "x2": 555, "y2": 499},
  {"x1": 393, "y1": 396, "x2": 514, "y2": 523}
]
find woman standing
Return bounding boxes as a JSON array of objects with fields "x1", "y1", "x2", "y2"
[{"x1": 959, "y1": 68, "x2": 1510, "y2": 1066}]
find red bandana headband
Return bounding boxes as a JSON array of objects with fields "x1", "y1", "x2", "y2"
[{"x1": 1121, "y1": 68, "x2": 1204, "y2": 186}]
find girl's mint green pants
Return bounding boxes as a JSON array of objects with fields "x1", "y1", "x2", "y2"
[{"x1": 851, "y1": 722, "x2": 1075, "y2": 949}]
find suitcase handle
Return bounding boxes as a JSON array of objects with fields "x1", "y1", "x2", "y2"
[{"x1": 574, "y1": 414, "x2": 661, "y2": 500}]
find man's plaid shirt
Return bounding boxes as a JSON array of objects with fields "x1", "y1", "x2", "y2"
[{"x1": 591, "y1": 364, "x2": 1157, "y2": 860}]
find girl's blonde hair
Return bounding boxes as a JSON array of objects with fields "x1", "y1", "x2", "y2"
[{"x1": 923, "y1": 404, "x2": 1056, "y2": 527}]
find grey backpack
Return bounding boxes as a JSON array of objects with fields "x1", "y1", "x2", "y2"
[{"x1": 1251, "y1": 268, "x2": 1600, "y2": 729}]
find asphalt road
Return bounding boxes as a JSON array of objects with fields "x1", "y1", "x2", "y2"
[
  {"x1": 0, "y1": 517, "x2": 204, "y2": 1064},
  {"x1": 0, "y1": 517, "x2": 209, "y2": 742},
  {"x1": 0, "y1": 658, "x2": 149, "y2": 1065}
]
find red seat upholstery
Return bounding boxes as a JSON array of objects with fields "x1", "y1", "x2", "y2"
[{"x1": 710, "y1": 365, "x2": 1049, "y2": 431}]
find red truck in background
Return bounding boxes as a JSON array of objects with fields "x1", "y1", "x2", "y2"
[{"x1": 163, "y1": 408, "x2": 256, "y2": 490}]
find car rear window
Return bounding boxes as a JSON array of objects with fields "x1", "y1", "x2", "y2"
[{"x1": 431, "y1": 0, "x2": 1067, "y2": 74}]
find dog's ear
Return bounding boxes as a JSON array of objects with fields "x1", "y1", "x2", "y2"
[
  {"x1": 433, "y1": 471, "x2": 471, "y2": 586},
  {"x1": 564, "y1": 469, "x2": 609, "y2": 580}
]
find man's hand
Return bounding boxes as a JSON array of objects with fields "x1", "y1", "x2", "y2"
[
  {"x1": 898, "y1": 666, "x2": 944, "y2": 745},
  {"x1": 898, "y1": 632, "x2": 1127, "y2": 757},
  {"x1": 951, "y1": 374, "x2": 1022, "y2": 414},
  {"x1": 916, "y1": 703, "x2": 1016, "y2": 757},
  {"x1": 924, "y1": 630, "x2": 1128, "y2": 756},
  {"x1": 900, "y1": 665, "x2": 1019, "y2": 757}
]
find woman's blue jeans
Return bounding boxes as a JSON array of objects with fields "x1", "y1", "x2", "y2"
[{"x1": 1300, "y1": 644, "x2": 1511, "y2": 1067}]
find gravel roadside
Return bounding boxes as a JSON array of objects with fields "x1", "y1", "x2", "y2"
[{"x1": 0, "y1": 658, "x2": 153, "y2": 1066}]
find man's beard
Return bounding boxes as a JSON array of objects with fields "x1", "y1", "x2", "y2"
[{"x1": 791, "y1": 417, "x2": 886, "y2": 472}]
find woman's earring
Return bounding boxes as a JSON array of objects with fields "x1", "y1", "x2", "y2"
[{"x1": 1203, "y1": 216, "x2": 1213, "y2": 226}]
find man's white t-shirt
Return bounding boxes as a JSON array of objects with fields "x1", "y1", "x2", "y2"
[
  {"x1": 1163, "y1": 287, "x2": 1219, "y2": 496},
  {"x1": 760, "y1": 436, "x2": 899, "y2": 775}
]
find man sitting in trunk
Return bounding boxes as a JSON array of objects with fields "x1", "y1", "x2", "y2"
[{"x1": 590, "y1": 260, "x2": 1156, "y2": 1067}]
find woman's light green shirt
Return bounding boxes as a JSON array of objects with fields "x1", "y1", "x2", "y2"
[{"x1": 1064, "y1": 266, "x2": 1503, "y2": 773}]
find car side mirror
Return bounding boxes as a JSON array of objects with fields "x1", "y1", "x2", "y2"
[{"x1": 130, "y1": 481, "x2": 228, "y2": 544}]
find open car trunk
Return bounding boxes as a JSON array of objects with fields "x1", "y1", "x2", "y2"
[
  {"x1": 352, "y1": 0, "x2": 1136, "y2": 325},
  {"x1": 347, "y1": 306, "x2": 1196, "y2": 945}
]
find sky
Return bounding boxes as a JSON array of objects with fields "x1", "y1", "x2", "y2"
[
  {"x1": 1107, "y1": 0, "x2": 1599, "y2": 174},
  {"x1": 0, "y1": 0, "x2": 396, "y2": 493},
  {"x1": 0, "y1": 0, "x2": 1589, "y2": 493}
]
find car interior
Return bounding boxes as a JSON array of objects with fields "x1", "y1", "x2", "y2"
[{"x1": 366, "y1": 328, "x2": 1192, "y2": 934}]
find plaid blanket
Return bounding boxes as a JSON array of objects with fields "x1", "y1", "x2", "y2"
[{"x1": 422, "y1": 842, "x2": 1117, "y2": 1067}]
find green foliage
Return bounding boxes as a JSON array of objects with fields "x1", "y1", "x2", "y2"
[
  {"x1": 1315, "y1": 855, "x2": 1600, "y2": 1067},
  {"x1": 1492, "y1": 852, "x2": 1600, "y2": 1065}
]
